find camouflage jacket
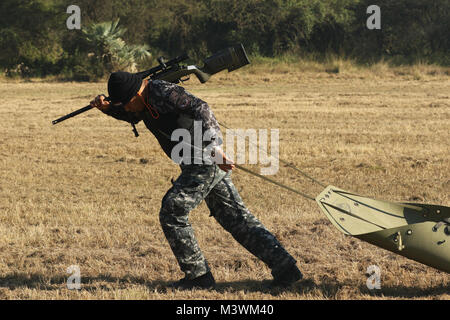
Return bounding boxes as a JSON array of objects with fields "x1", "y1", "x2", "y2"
[{"x1": 102, "y1": 79, "x2": 223, "y2": 163}]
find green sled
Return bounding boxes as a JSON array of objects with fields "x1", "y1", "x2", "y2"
[{"x1": 316, "y1": 186, "x2": 450, "y2": 274}]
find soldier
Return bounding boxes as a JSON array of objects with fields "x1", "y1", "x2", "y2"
[{"x1": 90, "y1": 71, "x2": 302, "y2": 290}]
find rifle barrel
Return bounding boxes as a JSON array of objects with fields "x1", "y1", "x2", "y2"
[{"x1": 52, "y1": 105, "x2": 93, "y2": 125}]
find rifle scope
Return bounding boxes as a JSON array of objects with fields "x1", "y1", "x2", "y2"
[{"x1": 202, "y1": 44, "x2": 250, "y2": 75}]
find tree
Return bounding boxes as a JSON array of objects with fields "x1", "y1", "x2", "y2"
[
  {"x1": 0, "y1": 0, "x2": 63, "y2": 76},
  {"x1": 82, "y1": 19, "x2": 151, "y2": 73}
]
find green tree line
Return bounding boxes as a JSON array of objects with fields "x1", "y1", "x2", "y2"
[{"x1": 0, "y1": 0, "x2": 448, "y2": 79}]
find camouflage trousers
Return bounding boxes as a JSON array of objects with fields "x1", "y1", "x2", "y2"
[{"x1": 159, "y1": 164, "x2": 297, "y2": 280}]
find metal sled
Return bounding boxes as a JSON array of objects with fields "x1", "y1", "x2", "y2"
[{"x1": 316, "y1": 186, "x2": 450, "y2": 273}]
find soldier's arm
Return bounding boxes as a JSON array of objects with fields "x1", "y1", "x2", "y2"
[{"x1": 90, "y1": 95, "x2": 142, "y2": 124}]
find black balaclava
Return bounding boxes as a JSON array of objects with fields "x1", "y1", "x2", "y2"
[{"x1": 107, "y1": 71, "x2": 142, "y2": 106}]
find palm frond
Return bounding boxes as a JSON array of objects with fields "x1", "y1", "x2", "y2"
[{"x1": 81, "y1": 20, "x2": 151, "y2": 74}]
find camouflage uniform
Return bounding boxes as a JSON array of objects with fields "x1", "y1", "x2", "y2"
[
  {"x1": 103, "y1": 79, "x2": 297, "y2": 280},
  {"x1": 160, "y1": 164, "x2": 297, "y2": 279}
]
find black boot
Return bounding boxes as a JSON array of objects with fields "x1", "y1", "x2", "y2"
[
  {"x1": 170, "y1": 272, "x2": 216, "y2": 290},
  {"x1": 270, "y1": 263, "x2": 303, "y2": 288}
]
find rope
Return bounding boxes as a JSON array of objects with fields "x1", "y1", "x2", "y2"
[
  {"x1": 234, "y1": 164, "x2": 316, "y2": 201},
  {"x1": 218, "y1": 121, "x2": 327, "y2": 188},
  {"x1": 155, "y1": 123, "x2": 322, "y2": 202}
]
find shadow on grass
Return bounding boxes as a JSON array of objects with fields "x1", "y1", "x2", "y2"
[
  {"x1": 0, "y1": 273, "x2": 447, "y2": 298},
  {"x1": 213, "y1": 278, "x2": 318, "y2": 296},
  {"x1": 359, "y1": 284, "x2": 450, "y2": 299},
  {"x1": 212, "y1": 278, "x2": 449, "y2": 298},
  {"x1": 0, "y1": 273, "x2": 166, "y2": 292}
]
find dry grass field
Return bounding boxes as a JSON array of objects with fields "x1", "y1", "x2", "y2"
[{"x1": 0, "y1": 63, "x2": 449, "y2": 300}]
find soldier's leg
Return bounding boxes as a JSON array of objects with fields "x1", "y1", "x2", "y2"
[
  {"x1": 204, "y1": 170, "x2": 298, "y2": 279},
  {"x1": 159, "y1": 164, "x2": 223, "y2": 280}
]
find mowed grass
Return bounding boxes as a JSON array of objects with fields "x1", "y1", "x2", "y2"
[{"x1": 0, "y1": 65, "x2": 449, "y2": 299}]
